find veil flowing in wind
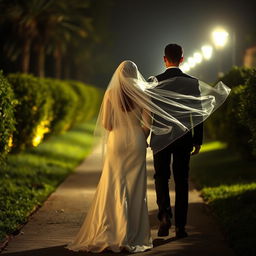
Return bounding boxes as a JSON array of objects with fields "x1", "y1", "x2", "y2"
[{"x1": 94, "y1": 60, "x2": 231, "y2": 158}]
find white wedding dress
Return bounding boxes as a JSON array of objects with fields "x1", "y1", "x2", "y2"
[{"x1": 66, "y1": 109, "x2": 153, "y2": 253}]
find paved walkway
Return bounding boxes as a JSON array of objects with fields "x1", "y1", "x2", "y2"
[{"x1": 2, "y1": 147, "x2": 235, "y2": 256}]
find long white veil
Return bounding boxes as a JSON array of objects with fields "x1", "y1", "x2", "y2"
[{"x1": 94, "y1": 60, "x2": 230, "y2": 158}]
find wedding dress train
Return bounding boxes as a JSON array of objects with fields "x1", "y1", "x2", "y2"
[{"x1": 66, "y1": 111, "x2": 153, "y2": 253}]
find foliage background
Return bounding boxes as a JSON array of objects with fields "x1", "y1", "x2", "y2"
[
  {"x1": 0, "y1": 0, "x2": 115, "y2": 87},
  {"x1": 205, "y1": 67, "x2": 256, "y2": 159}
]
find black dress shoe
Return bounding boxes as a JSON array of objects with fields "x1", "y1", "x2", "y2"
[
  {"x1": 175, "y1": 227, "x2": 188, "y2": 238},
  {"x1": 158, "y1": 216, "x2": 171, "y2": 237}
]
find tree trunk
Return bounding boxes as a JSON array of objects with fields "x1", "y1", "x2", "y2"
[
  {"x1": 36, "y1": 43, "x2": 45, "y2": 77},
  {"x1": 63, "y1": 57, "x2": 71, "y2": 79},
  {"x1": 21, "y1": 38, "x2": 32, "y2": 73},
  {"x1": 54, "y1": 44, "x2": 62, "y2": 79}
]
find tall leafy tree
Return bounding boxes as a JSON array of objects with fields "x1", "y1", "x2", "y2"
[
  {"x1": 63, "y1": 0, "x2": 115, "y2": 85},
  {"x1": 0, "y1": 0, "x2": 52, "y2": 73},
  {"x1": 0, "y1": 0, "x2": 92, "y2": 77},
  {"x1": 46, "y1": 0, "x2": 92, "y2": 78},
  {"x1": 35, "y1": 0, "x2": 92, "y2": 77},
  {"x1": 0, "y1": 0, "x2": 115, "y2": 83}
]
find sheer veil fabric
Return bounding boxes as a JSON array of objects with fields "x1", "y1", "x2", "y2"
[
  {"x1": 66, "y1": 60, "x2": 230, "y2": 253},
  {"x1": 95, "y1": 60, "x2": 231, "y2": 156}
]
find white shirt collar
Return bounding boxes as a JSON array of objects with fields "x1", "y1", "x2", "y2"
[{"x1": 166, "y1": 66, "x2": 179, "y2": 69}]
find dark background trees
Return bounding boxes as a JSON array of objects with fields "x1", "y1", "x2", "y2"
[{"x1": 0, "y1": 0, "x2": 115, "y2": 87}]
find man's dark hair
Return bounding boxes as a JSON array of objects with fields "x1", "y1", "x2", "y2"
[{"x1": 164, "y1": 44, "x2": 183, "y2": 63}]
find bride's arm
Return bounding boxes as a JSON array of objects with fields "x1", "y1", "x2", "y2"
[
  {"x1": 141, "y1": 108, "x2": 152, "y2": 139},
  {"x1": 102, "y1": 94, "x2": 113, "y2": 131}
]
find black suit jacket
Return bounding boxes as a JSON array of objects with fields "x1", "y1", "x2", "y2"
[{"x1": 150, "y1": 68, "x2": 203, "y2": 152}]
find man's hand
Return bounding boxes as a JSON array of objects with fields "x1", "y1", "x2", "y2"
[{"x1": 191, "y1": 145, "x2": 201, "y2": 156}]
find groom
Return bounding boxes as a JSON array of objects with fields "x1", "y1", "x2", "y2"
[{"x1": 149, "y1": 44, "x2": 203, "y2": 238}]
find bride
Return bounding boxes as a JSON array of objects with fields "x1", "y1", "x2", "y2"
[{"x1": 66, "y1": 60, "x2": 230, "y2": 253}]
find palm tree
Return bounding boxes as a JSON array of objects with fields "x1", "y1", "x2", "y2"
[
  {"x1": 63, "y1": 0, "x2": 115, "y2": 82},
  {"x1": 0, "y1": 0, "x2": 93, "y2": 77},
  {"x1": 29, "y1": 0, "x2": 93, "y2": 78},
  {"x1": 44, "y1": 0, "x2": 92, "y2": 78},
  {"x1": 0, "y1": 0, "x2": 53, "y2": 73}
]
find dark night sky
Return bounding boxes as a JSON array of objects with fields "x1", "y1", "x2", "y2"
[{"x1": 107, "y1": 0, "x2": 256, "y2": 83}]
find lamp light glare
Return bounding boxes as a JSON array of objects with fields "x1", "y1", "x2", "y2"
[
  {"x1": 181, "y1": 63, "x2": 190, "y2": 72},
  {"x1": 201, "y1": 45, "x2": 213, "y2": 60},
  {"x1": 193, "y1": 52, "x2": 203, "y2": 63},
  {"x1": 188, "y1": 57, "x2": 196, "y2": 67},
  {"x1": 212, "y1": 29, "x2": 229, "y2": 47}
]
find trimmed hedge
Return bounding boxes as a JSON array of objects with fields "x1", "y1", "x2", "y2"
[
  {"x1": 0, "y1": 71, "x2": 16, "y2": 162},
  {"x1": 43, "y1": 78, "x2": 79, "y2": 135},
  {"x1": 80, "y1": 84, "x2": 102, "y2": 121},
  {"x1": 205, "y1": 67, "x2": 256, "y2": 159},
  {"x1": 239, "y1": 70, "x2": 256, "y2": 156},
  {"x1": 68, "y1": 81, "x2": 102, "y2": 124},
  {"x1": 0, "y1": 72, "x2": 101, "y2": 158},
  {"x1": 218, "y1": 66, "x2": 252, "y2": 88},
  {"x1": 7, "y1": 74, "x2": 53, "y2": 152}
]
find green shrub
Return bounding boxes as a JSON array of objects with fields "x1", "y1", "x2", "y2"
[
  {"x1": 7, "y1": 73, "x2": 53, "y2": 152},
  {"x1": 3, "y1": 73, "x2": 101, "y2": 154},
  {"x1": 218, "y1": 66, "x2": 252, "y2": 88},
  {"x1": 240, "y1": 70, "x2": 256, "y2": 156},
  {"x1": 82, "y1": 84, "x2": 102, "y2": 121},
  {"x1": 224, "y1": 86, "x2": 253, "y2": 159},
  {"x1": 206, "y1": 85, "x2": 254, "y2": 159},
  {"x1": 68, "y1": 81, "x2": 102, "y2": 123},
  {"x1": 0, "y1": 71, "x2": 16, "y2": 162},
  {"x1": 205, "y1": 67, "x2": 256, "y2": 159},
  {"x1": 205, "y1": 67, "x2": 249, "y2": 141},
  {"x1": 42, "y1": 78, "x2": 79, "y2": 135},
  {"x1": 68, "y1": 80, "x2": 92, "y2": 124}
]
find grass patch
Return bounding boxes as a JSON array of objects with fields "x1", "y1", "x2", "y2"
[
  {"x1": 0, "y1": 120, "x2": 96, "y2": 242},
  {"x1": 191, "y1": 141, "x2": 256, "y2": 256}
]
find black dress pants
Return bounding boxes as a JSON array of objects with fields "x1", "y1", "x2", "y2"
[{"x1": 153, "y1": 144, "x2": 191, "y2": 228}]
